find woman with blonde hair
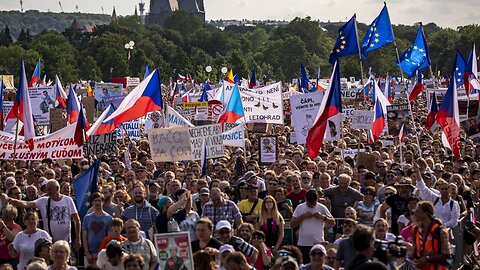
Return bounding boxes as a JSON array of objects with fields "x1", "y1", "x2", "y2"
[
  {"x1": 256, "y1": 195, "x2": 284, "y2": 253},
  {"x1": 48, "y1": 240, "x2": 76, "y2": 270}
]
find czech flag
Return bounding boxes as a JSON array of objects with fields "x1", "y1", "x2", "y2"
[
  {"x1": 103, "y1": 69, "x2": 163, "y2": 130},
  {"x1": 249, "y1": 67, "x2": 257, "y2": 88},
  {"x1": 306, "y1": 61, "x2": 342, "y2": 159},
  {"x1": 399, "y1": 122, "x2": 408, "y2": 143},
  {"x1": 226, "y1": 69, "x2": 234, "y2": 83},
  {"x1": 144, "y1": 64, "x2": 150, "y2": 80},
  {"x1": 464, "y1": 43, "x2": 480, "y2": 96},
  {"x1": 86, "y1": 104, "x2": 116, "y2": 136},
  {"x1": 66, "y1": 85, "x2": 81, "y2": 124},
  {"x1": 370, "y1": 80, "x2": 391, "y2": 141},
  {"x1": 408, "y1": 69, "x2": 423, "y2": 103},
  {"x1": 217, "y1": 84, "x2": 244, "y2": 124},
  {"x1": 178, "y1": 74, "x2": 186, "y2": 81},
  {"x1": 29, "y1": 59, "x2": 42, "y2": 87},
  {"x1": 55, "y1": 75, "x2": 67, "y2": 109},
  {"x1": 436, "y1": 75, "x2": 461, "y2": 160},
  {"x1": 6, "y1": 60, "x2": 36, "y2": 150},
  {"x1": 425, "y1": 92, "x2": 438, "y2": 130},
  {"x1": 74, "y1": 104, "x2": 89, "y2": 147}
]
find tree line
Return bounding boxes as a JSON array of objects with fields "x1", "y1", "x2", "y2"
[{"x1": 0, "y1": 10, "x2": 479, "y2": 86}]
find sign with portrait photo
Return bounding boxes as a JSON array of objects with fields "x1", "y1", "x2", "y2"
[
  {"x1": 259, "y1": 135, "x2": 278, "y2": 164},
  {"x1": 154, "y1": 232, "x2": 193, "y2": 270}
]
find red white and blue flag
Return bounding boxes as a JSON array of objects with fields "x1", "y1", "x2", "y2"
[
  {"x1": 55, "y1": 75, "x2": 67, "y2": 109},
  {"x1": 28, "y1": 59, "x2": 42, "y2": 87},
  {"x1": 464, "y1": 43, "x2": 480, "y2": 96},
  {"x1": 103, "y1": 69, "x2": 163, "y2": 130},
  {"x1": 66, "y1": 85, "x2": 81, "y2": 124},
  {"x1": 399, "y1": 122, "x2": 408, "y2": 143},
  {"x1": 5, "y1": 60, "x2": 36, "y2": 150},
  {"x1": 384, "y1": 77, "x2": 393, "y2": 103},
  {"x1": 436, "y1": 76, "x2": 461, "y2": 160},
  {"x1": 86, "y1": 104, "x2": 116, "y2": 136},
  {"x1": 408, "y1": 69, "x2": 424, "y2": 103},
  {"x1": 74, "y1": 103, "x2": 89, "y2": 147},
  {"x1": 306, "y1": 61, "x2": 342, "y2": 158},
  {"x1": 371, "y1": 80, "x2": 391, "y2": 141},
  {"x1": 217, "y1": 84, "x2": 244, "y2": 124},
  {"x1": 425, "y1": 92, "x2": 438, "y2": 130}
]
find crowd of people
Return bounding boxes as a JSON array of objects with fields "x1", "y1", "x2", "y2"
[{"x1": 0, "y1": 80, "x2": 479, "y2": 270}]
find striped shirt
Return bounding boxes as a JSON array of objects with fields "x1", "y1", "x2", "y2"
[
  {"x1": 202, "y1": 199, "x2": 242, "y2": 226},
  {"x1": 121, "y1": 201, "x2": 159, "y2": 234}
]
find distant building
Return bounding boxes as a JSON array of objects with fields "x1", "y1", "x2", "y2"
[{"x1": 145, "y1": 0, "x2": 205, "y2": 26}]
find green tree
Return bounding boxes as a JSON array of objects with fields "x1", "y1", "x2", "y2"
[
  {"x1": 0, "y1": 25, "x2": 13, "y2": 47},
  {"x1": 0, "y1": 45, "x2": 40, "y2": 84}
]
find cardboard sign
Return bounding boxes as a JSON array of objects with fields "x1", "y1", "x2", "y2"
[
  {"x1": 351, "y1": 110, "x2": 374, "y2": 129},
  {"x1": 83, "y1": 96, "x2": 95, "y2": 123},
  {"x1": 386, "y1": 104, "x2": 410, "y2": 136},
  {"x1": 222, "y1": 124, "x2": 245, "y2": 148},
  {"x1": 341, "y1": 88, "x2": 358, "y2": 99},
  {"x1": 86, "y1": 133, "x2": 117, "y2": 156},
  {"x1": 290, "y1": 91, "x2": 323, "y2": 144},
  {"x1": 148, "y1": 127, "x2": 192, "y2": 162},
  {"x1": 356, "y1": 152, "x2": 377, "y2": 171},
  {"x1": 0, "y1": 75, "x2": 14, "y2": 89},
  {"x1": 49, "y1": 108, "x2": 66, "y2": 132},
  {"x1": 188, "y1": 124, "x2": 224, "y2": 160},
  {"x1": 259, "y1": 135, "x2": 278, "y2": 164}
]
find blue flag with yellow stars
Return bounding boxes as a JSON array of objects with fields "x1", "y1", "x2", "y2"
[
  {"x1": 329, "y1": 14, "x2": 360, "y2": 65},
  {"x1": 361, "y1": 3, "x2": 395, "y2": 59},
  {"x1": 73, "y1": 159, "x2": 100, "y2": 219},
  {"x1": 453, "y1": 50, "x2": 466, "y2": 87},
  {"x1": 397, "y1": 25, "x2": 431, "y2": 77}
]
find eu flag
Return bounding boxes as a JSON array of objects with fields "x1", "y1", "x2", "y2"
[
  {"x1": 73, "y1": 159, "x2": 100, "y2": 219},
  {"x1": 453, "y1": 50, "x2": 466, "y2": 87},
  {"x1": 361, "y1": 3, "x2": 395, "y2": 59},
  {"x1": 397, "y1": 25, "x2": 431, "y2": 77},
  {"x1": 300, "y1": 64, "x2": 310, "y2": 91},
  {"x1": 329, "y1": 14, "x2": 360, "y2": 65}
]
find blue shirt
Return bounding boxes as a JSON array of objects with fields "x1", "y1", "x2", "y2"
[{"x1": 82, "y1": 211, "x2": 112, "y2": 253}]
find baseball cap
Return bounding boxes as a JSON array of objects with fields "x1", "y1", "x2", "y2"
[
  {"x1": 219, "y1": 244, "x2": 235, "y2": 254},
  {"x1": 310, "y1": 244, "x2": 327, "y2": 255},
  {"x1": 199, "y1": 187, "x2": 210, "y2": 195},
  {"x1": 215, "y1": 220, "x2": 232, "y2": 231},
  {"x1": 34, "y1": 238, "x2": 52, "y2": 252}
]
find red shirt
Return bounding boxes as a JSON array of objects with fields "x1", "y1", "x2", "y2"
[
  {"x1": 254, "y1": 247, "x2": 272, "y2": 270},
  {"x1": 287, "y1": 189, "x2": 307, "y2": 209},
  {"x1": 0, "y1": 223, "x2": 22, "y2": 259}
]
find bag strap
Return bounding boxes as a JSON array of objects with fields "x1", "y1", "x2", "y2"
[
  {"x1": 248, "y1": 199, "x2": 259, "y2": 216},
  {"x1": 434, "y1": 197, "x2": 440, "y2": 205},
  {"x1": 47, "y1": 197, "x2": 53, "y2": 237},
  {"x1": 148, "y1": 206, "x2": 157, "y2": 234}
]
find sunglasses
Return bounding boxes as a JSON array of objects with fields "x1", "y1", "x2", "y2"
[{"x1": 278, "y1": 250, "x2": 292, "y2": 257}]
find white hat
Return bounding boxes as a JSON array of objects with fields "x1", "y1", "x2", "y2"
[
  {"x1": 310, "y1": 244, "x2": 327, "y2": 255},
  {"x1": 215, "y1": 220, "x2": 232, "y2": 231},
  {"x1": 219, "y1": 244, "x2": 235, "y2": 254}
]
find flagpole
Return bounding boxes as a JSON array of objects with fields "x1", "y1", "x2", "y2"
[
  {"x1": 393, "y1": 41, "x2": 423, "y2": 158},
  {"x1": 12, "y1": 118, "x2": 20, "y2": 163},
  {"x1": 354, "y1": 14, "x2": 366, "y2": 84}
]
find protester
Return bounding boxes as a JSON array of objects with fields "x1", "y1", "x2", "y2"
[
  {"x1": 49, "y1": 240, "x2": 77, "y2": 270},
  {"x1": 96, "y1": 240, "x2": 129, "y2": 270},
  {"x1": 121, "y1": 220, "x2": 158, "y2": 270}
]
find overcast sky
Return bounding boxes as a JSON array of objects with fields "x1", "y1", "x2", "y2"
[{"x1": 0, "y1": 0, "x2": 477, "y2": 28}]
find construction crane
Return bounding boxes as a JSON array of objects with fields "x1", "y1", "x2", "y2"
[
  {"x1": 19, "y1": 0, "x2": 23, "y2": 12},
  {"x1": 101, "y1": 6, "x2": 104, "y2": 14},
  {"x1": 59, "y1": 1, "x2": 64, "y2": 12},
  {"x1": 75, "y1": 5, "x2": 79, "y2": 12}
]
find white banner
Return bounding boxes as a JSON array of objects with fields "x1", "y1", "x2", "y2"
[
  {"x1": 145, "y1": 111, "x2": 164, "y2": 131},
  {"x1": 290, "y1": 92, "x2": 323, "y2": 144},
  {"x1": 351, "y1": 110, "x2": 374, "y2": 129},
  {"x1": 341, "y1": 88, "x2": 358, "y2": 100},
  {"x1": 167, "y1": 106, "x2": 194, "y2": 127},
  {"x1": 342, "y1": 108, "x2": 355, "y2": 119},
  {"x1": 115, "y1": 119, "x2": 140, "y2": 139},
  {"x1": 0, "y1": 124, "x2": 83, "y2": 160},
  {"x1": 223, "y1": 82, "x2": 284, "y2": 124},
  {"x1": 343, "y1": 148, "x2": 365, "y2": 158},
  {"x1": 189, "y1": 124, "x2": 224, "y2": 160},
  {"x1": 222, "y1": 124, "x2": 245, "y2": 148},
  {"x1": 148, "y1": 127, "x2": 193, "y2": 162},
  {"x1": 29, "y1": 86, "x2": 55, "y2": 125}
]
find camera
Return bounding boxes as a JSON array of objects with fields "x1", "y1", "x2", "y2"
[{"x1": 373, "y1": 236, "x2": 407, "y2": 264}]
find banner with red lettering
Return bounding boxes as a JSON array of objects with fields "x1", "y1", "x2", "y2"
[{"x1": 0, "y1": 124, "x2": 83, "y2": 160}]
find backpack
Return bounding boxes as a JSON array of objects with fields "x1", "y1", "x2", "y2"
[{"x1": 433, "y1": 197, "x2": 454, "y2": 211}]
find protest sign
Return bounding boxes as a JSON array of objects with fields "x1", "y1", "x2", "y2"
[
  {"x1": 2, "y1": 101, "x2": 15, "y2": 133},
  {"x1": 49, "y1": 108, "x2": 66, "y2": 132},
  {"x1": 94, "y1": 82, "x2": 124, "y2": 111},
  {"x1": 290, "y1": 131, "x2": 297, "y2": 144},
  {"x1": 189, "y1": 124, "x2": 224, "y2": 160},
  {"x1": 115, "y1": 119, "x2": 141, "y2": 139},
  {"x1": 223, "y1": 82, "x2": 284, "y2": 124},
  {"x1": 166, "y1": 106, "x2": 194, "y2": 128},
  {"x1": 342, "y1": 108, "x2": 355, "y2": 119},
  {"x1": 148, "y1": 127, "x2": 192, "y2": 162},
  {"x1": 83, "y1": 96, "x2": 95, "y2": 123},
  {"x1": 356, "y1": 152, "x2": 376, "y2": 171},
  {"x1": 351, "y1": 110, "x2": 374, "y2": 129},
  {"x1": 155, "y1": 232, "x2": 194, "y2": 270},
  {"x1": 259, "y1": 135, "x2": 278, "y2": 164},
  {"x1": 290, "y1": 91, "x2": 323, "y2": 144},
  {"x1": 0, "y1": 124, "x2": 83, "y2": 160},
  {"x1": 341, "y1": 88, "x2": 358, "y2": 100},
  {"x1": 29, "y1": 86, "x2": 55, "y2": 125},
  {"x1": 86, "y1": 132, "x2": 117, "y2": 156},
  {"x1": 145, "y1": 111, "x2": 164, "y2": 131},
  {"x1": 0, "y1": 75, "x2": 14, "y2": 89},
  {"x1": 324, "y1": 114, "x2": 342, "y2": 142},
  {"x1": 343, "y1": 149, "x2": 365, "y2": 158},
  {"x1": 386, "y1": 104, "x2": 410, "y2": 136},
  {"x1": 222, "y1": 124, "x2": 245, "y2": 148},
  {"x1": 208, "y1": 100, "x2": 223, "y2": 122}
]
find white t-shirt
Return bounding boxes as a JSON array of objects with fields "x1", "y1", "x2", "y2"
[
  {"x1": 35, "y1": 195, "x2": 78, "y2": 242},
  {"x1": 97, "y1": 249, "x2": 129, "y2": 270},
  {"x1": 12, "y1": 229, "x2": 52, "y2": 270},
  {"x1": 293, "y1": 202, "x2": 333, "y2": 246}
]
